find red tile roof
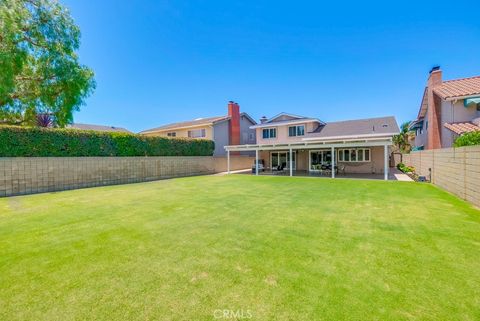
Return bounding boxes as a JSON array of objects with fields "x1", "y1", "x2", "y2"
[
  {"x1": 433, "y1": 76, "x2": 480, "y2": 99},
  {"x1": 444, "y1": 122, "x2": 480, "y2": 135}
]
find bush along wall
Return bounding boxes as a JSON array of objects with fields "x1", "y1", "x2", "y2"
[
  {"x1": 0, "y1": 126, "x2": 215, "y2": 157},
  {"x1": 454, "y1": 131, "x2": 480, "y2": 147}
]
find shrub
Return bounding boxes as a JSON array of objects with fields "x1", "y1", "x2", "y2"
[
  {"x1": 396, "y1": 162, "x2": 414, "y2": 173},
  {"x1": 0, "y1": 126, "x2": 214, "y2": 157},
  {"x1": 453, "y1": 131, "x2": 480, "y2": 147}
]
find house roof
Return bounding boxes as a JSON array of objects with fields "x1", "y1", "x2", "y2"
[
  {"x1": 266, "y1": 112, "x2": 309, "y2": 123},
  {"x1": 417, "y1": 75, "x2": 480, "y2": 120},
  {"x1": 444, "y1": 122, "x2": 480, "y2": 135},
  {"x1": 250, "y1": 117, "x2": 322, "y2": 129},
  {"x1": 67, "y1": 123, "x2": 131, "y2": 133},
  {"x1": 418, "y1": 87, "x2": 428, "y2": 119},
  {"x1": 433, "y1": 76, "x2": 480, "y2": 99},
  {"x1": 304, "y1": 116, "x2": 399, "y2": 140},
  {"x1": 139, "y1": 112, "x2": 256, "y2": 134},
  {"x1": 408, "y1": 119, "x2": 424, "y2": 131},
  {"x1": 139, "y1": 116, "x2": 228, "y2": 134}
]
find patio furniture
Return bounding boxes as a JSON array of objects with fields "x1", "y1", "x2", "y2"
[
  {"x1": 321, "y1": 164, "x2": 331, "y2": 176},
  {"x1": 252, "y1": 159, "x2": 265, "y2": 174}
]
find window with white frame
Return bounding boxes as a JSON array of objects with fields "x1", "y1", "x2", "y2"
[
  {"x1": 262, "y1": 128, "x2": 276, "y2": 139},
  {"x1": 309, "y1": 150, "x2": 332, "y2": 170},
  {"x1": 288, "y1": 125, "x2": 305, "y2": 137},
  {"x1": 338, "y1": 148, "x2": 371, "y2": 162},
  {"x1": 188, "y1": 128, "x2": 206, "y2": 138},
  {"x1": 167, "y1": 132, "x2": 176, "y2": 137}
]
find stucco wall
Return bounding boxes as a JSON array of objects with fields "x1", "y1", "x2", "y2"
[
  {"x1": 402, "y1": 146, "x2": 480, "y2": 208},
  {"x1": 255, "y1": 121, "x2": 319, "y2": 145},
  {"x1": 440, "y1": 100, "x2": 479, "y2": 148},
  {"x1": 213, "y1": 156, "x2": 255, "y2": 172},
  {"x1": 240, "y1": 115, "x2": 256, "y2": 145},
  {"x1": 213, "y1": 121, "x2": 229, "y2": 156},
  {"x1": 414, "y1": 119, "x2": 428, "y2": 148},
  {"x1": 0, "y1": 156, "x2": 252, "y2": 197}
]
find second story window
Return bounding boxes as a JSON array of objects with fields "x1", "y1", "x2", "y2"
[
  {"x1": 288, "y1": 125, "x2": 305, "y2": 137},
  {"x1": 188, "y1": 128, "x2": 206, "y2": 138},
  {"x1": 262, "y1": 128, "x2": 276, "y2": 139},
  {"x1": 167, "y1": 132, "x2": 176, "y2": 137}
]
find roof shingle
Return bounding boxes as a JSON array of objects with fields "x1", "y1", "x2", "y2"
[
  {"x1": 306, "y1": 116, "x2": 399, "y2": 139},
  {"x1": 139, "y1": 116, "x2": 229, "y2": 134},
  {"x1": 68, "y1": 123, "x2": 131, "y2": 133}
]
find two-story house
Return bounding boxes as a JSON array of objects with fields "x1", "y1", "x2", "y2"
[
  {"x1": 139, "y1": 101, "x2": 256, "y2": 156},
  {"x1": 225, "y1": 113, "x2": 399, "y2": 180},
  {"x1": 409, "y1": 67, "x2": 480, "y2": 150}
]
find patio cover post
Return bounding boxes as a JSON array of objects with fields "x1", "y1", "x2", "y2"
[
  {"x1": 255, "y1": 149, "x2": 259, "y2": 176},
  {"x1": 384, "y1": 144, "x2": 388, "y2": 180},
  {"x1": 289, "y1": 147, "x2": 293, "y2": 177},
  {"x1": 331, "y1": 146, "x2": 335, "y2": 178},
  {"x1": 227, "y1": 150, "x2": 230, "y2": 174}
]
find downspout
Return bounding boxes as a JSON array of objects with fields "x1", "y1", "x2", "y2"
[{"x1": 452, "y1": 100, "x2": 456, "y2": 146}]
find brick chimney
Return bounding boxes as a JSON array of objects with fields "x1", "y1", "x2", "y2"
[
  {"x1": 426, "y1": 66, "x2": 442, "y2": 150},
  {"x1": 228, "y1": 101, "x2": 241, "y2": 148}
]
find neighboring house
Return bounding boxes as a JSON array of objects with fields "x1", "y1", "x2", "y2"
[
  {"x1": 139, "y1": 101, "x2": 257, "y2": 156},
  {"x1": 67, "y1": 123, "x2": 132, "y2": 133},
  {"x1": 225, "y1": 112, "x2": 399, "y2": 179},
  {"x1": 409, "y1": 67, "x2": 480, "y2": 150}
]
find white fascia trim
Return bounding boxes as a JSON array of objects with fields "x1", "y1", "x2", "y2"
[
  {"x1": 224, "y1": 138, "x2": 393, "y2": 151},
  {"x1": 250, "y1": 118, "x2": 321, "y2": 129},
  {"x1": 444, "y1": 94, "x2": 480, "y2": 101},
  {"x1": 302, "y1": 132, "x2": 399, "y2": 141}
]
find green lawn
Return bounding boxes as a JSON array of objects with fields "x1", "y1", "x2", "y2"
[{"x1": 1, "y1": 175, "x2": 479, "y2": 321}]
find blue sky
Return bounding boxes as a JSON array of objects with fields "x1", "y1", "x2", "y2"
[{"x1": 64, "y1": 0, "x2": 480, "y2": 132}]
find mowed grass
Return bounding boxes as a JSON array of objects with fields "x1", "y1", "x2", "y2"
[{"x1": 1, "y1": 175, "x2": 480, "y2": 321}]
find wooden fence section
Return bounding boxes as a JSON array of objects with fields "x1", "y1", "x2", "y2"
[{"x1": 402, "y1": 146, "x2": 480, "y2": 207}]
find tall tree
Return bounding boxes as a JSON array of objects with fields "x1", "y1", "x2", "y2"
[
  {"x1": 0, "y1": 0, "x2": 95, "y2": 127},
  {"x1": 393, "y1": 121, "x2": 414, "y2": 153}
]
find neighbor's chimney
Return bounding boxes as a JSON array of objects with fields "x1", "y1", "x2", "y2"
[
  {"x1": 426, "y1": 65, "x2": 442, "y2": 150},
  {"x1": 228, "y1": 101, "x2": 241, "y2": 148},
  {"x1": 260, "y1": 116, "x2": 268, "y2": 124}
]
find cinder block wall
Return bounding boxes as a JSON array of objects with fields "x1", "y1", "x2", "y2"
[
  {"x1": 402, "y1": 146, "x2": 480, "y2": 207},
  {"x1": 0, "y1": 156, "x2": 255, "y2": 197}
]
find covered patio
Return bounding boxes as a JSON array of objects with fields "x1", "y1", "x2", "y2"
[{"x1": 225, "y1": 136, "x2": 394, "y2": 180}]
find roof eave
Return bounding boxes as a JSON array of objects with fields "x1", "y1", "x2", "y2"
[
  {"x1": 302, "y1": 132, "x2": 400, "y2": 142},
  {"x1": 266, "y1": 112, "x2": 307, "y2": 123},
  {"x1": 249, "y1": 118, "x2": 323, "y2": 129},
  {"x1": 139, "y1": 122, "x2": 216, "y2": 134},
  {"x1": 442, "y1": 93, "x2": 480, "y2": 101}
]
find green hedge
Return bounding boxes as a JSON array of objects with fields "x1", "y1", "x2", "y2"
[
  {"x1": 0, "y1": 126, "x2": 215, "y2": 157},
  {"x1": 454, "y1": 131, "x2": 480, "y2": 147}
]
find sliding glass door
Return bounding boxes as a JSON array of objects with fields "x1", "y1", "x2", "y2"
[
  {"x1": 309, "y1": 150, "x2": 332, "y2": 171},
  {"x1": 271, "y1": 152, "x2": 296, "y2": 170}
]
